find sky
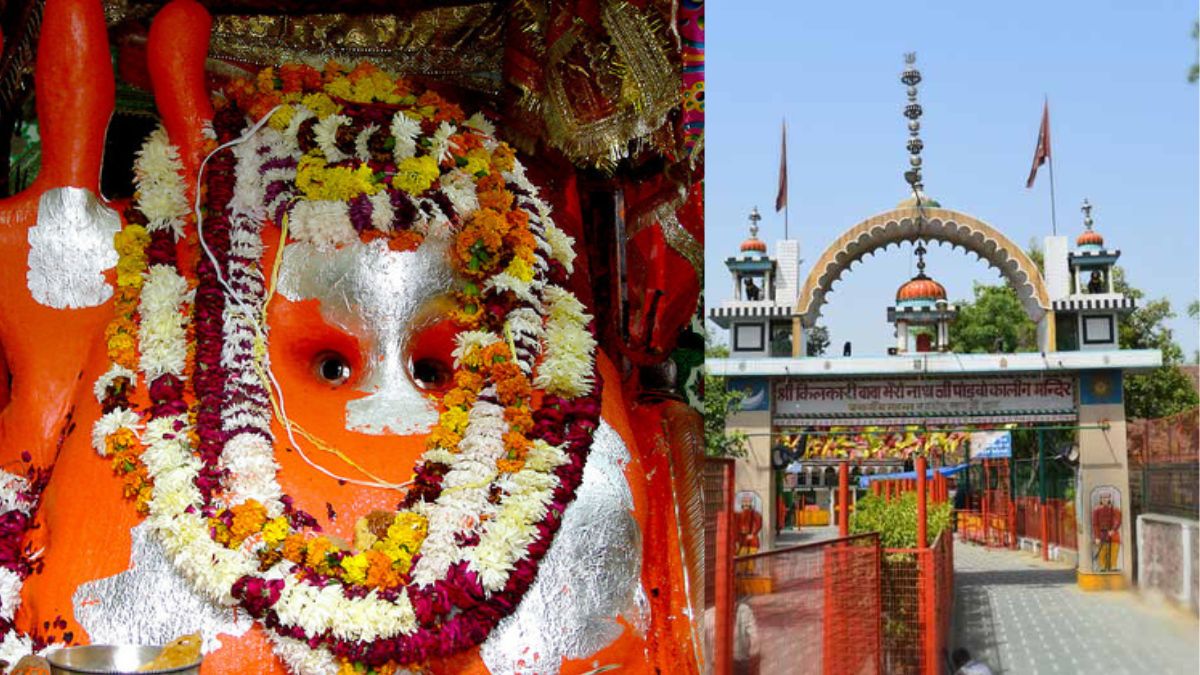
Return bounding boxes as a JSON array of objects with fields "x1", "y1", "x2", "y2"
[{"x1": 705, "y1": 0, "x2": 1199, "y2": 358}]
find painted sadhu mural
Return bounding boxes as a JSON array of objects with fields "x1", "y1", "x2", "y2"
[
  {"x1": 0, "y1": 0, "x2": 704, "y2": 672},
  {"x1": 1089, "y1": 486, "x2": 1123, "y2": 573}
]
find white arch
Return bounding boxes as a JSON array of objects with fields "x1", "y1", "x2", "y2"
[{"x1": 796, "y1": 206, "x2": 1051, "y2": 327}]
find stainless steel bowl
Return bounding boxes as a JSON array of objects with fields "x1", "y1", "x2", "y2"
[{"x1": 46, "y1": 645, "x2": 200, "y2": 675}]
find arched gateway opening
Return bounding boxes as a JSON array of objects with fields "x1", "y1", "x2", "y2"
[{"x1": 791, "y1": 204, "x2": 1054, "y2": 356}]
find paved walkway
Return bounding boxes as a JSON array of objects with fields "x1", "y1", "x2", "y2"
[
  {"x1": 954, "y1": 541, "x2": 1199, "y2": 674},
  {"x1": 773, "y1": 525, "x2": 841, "y2": 548}
]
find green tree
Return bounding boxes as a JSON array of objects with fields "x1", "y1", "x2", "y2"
[
  {"x1": 1113, "y1": 267, "x2": 1199, "y2": 419},
  {"x1": 1190, "y1": 20, "x2": 1198, "y2": 84},
  {"x1": 806, "y1": 325, "x2": 830, "y2": 356},
  {"x1": 704, "y1": 335, "x2": 750, "y2": 458},
  {"x1": 948, "y1": 283, "x2": 1038, "y2": 353}
]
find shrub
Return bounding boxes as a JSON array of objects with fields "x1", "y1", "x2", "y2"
[{"x1": 850, "y1": 491, "x2": 952, "y2": 549}]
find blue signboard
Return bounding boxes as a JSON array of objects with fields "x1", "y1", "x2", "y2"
[
  {"x1": 727, "y1": 377, "x2": 769, "y2": 411},
  {"x1": 969, "y1": 431, "x2": 1013, "y2": 460}
]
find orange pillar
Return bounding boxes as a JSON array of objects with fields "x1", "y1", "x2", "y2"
[
  {"x1": 981, "y1": 460, "x2": 990, "y2": 546},
  {"x1": 838, "y1": 460, "x2": 850, "y2": 537},
  {"x1": 714, "y1": 461, "x2": 735, "y2": 675},
  {"x1": 916, "y1": 455, "x2": 928, "y2": 549}
]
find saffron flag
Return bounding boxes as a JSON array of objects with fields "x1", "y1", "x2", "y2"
[
  {"x1": 1025, "y1": 101, "x2": 1051, "y2": 188},
  {"x1": 775, "y1": 120, "x2": 787, "y2": 212}
]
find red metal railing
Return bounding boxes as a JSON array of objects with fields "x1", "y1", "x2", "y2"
[
  {"x1": 880, "y1": 533, "x2": 954, "y2": 675},
  {"x1": 1014, "y1": 496, "x2": 1078, "y2": 550},
  {"x1": 705, "y1": 458, "x2": 736, "y2": 675},
  {"x1": 730, "y1": 533, "x2": 882, "y2": 674},
  {"x1": 709, "y1": 458, "x2": 954, "y2": 675}
]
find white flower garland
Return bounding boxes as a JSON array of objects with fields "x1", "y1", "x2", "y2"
[{"x1": 88, "y1": 96, "x2": 599, "y2": 672}]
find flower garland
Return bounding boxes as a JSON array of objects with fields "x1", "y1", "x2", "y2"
[
  {"x1": 90, "y1": 62, "x2": 601, "y2": 673},
  {"x1": 0, "y1": 468, "x2": 49, "y2": 668}
]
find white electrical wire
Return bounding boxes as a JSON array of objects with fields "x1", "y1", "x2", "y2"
[{"x1": 192, "y1": 108, "x2": 410, "y2": 492}]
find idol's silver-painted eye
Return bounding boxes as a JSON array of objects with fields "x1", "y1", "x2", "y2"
[{"x1": 314, "y1": 351, "x2": 353, "y2": 386}]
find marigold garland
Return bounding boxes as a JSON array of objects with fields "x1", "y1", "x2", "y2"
[{"x1": 84, "y1": 61, "x2": 601, "y2": 674}]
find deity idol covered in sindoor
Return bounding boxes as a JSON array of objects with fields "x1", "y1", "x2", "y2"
[{"x1": 0, "y1": 0, "x2": 705, "y2": 672}]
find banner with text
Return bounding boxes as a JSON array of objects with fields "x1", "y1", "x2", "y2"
[
  {"x1": 969, "y1": 431, "x2": 1013, "y2": 459},
  {"x1": 773, "y1": 376, "x2": 1076, "y2": 426}
]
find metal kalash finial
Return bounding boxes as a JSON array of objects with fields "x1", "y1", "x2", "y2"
[
  {"x1": 901, "y1": 52, "x2": 924, "y2": 195},
  {"x1": 748, "y1": 206, "x2": 762, "y2": 239},
  {"x1": 1081, "y1": 199, "x2": 1094, "y2": 230},
  {"x1": 914, "y1": 240, "x2": 928, "y2": 278}
]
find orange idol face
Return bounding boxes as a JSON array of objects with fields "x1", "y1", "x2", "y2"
[{"x1": 0, "y1": 50, "x2": 698, "y2": 675}]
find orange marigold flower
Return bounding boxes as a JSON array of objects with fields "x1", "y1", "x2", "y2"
[
  {"x1": 503, "y1": 431, "x2": 532, "y2": 454},
  {"x1": 230, "y1": 500, "x2": 269, "y2": 542},
  {"x1": 305, "y1": 536, "x2": 337, "y2": 569},
  {"x1": 504, "y1": 405, "x2": 534, "y2": 433},
  {"x1": 255, "y1": 67, "x2": 277, "y2": 93},
  {"x1": 491, "y1": 144, "x2": 517, "y2": 173},
  {"x1": 322, "y1": 61, "x2": 348, "y2": 82},
  {"x1": 442, "y1": 388, "x2": 476, "y2": 409},
  {"x1": 477, "y1": 173, "x2": 506, "y2": 193},
  {"x1": 282, "y1": 534, "x2": 308, "y2": 563},
  {"x1": 427, "y1": 426, "x2": 463, "y2": 450},
  {"x1": 347, "y1": 62, "x2": 380, "y2": 83},
  {"x1": 389, "y1": 229, "x2": 425, "y2": 252},
  {"x1": 480, "y1": 342, "x2": 511, "y2": 365},
  {"x1": 455, "y1": 370, "x2": 485, "y2": 392},
  {"x1": 496, "y1": 377, "x2": 531, "y2": 406},
  {"x1": 496, "y1": 458, "x2": 526, "y2": 474},
  {"x1": 433, "y1": 101, "x2": 465, "y2": 124},
  {"x1": 451, "y1": 133, "x2": 484, "y2": 154},
  {"x1": 478, "y1": 188, "x2": 514, "y2": 213},
  {"x1": 505, "y1": 209, "x2": 530, "y2": 231},
  {"x1": 278, "y1": 64, "x2": 309, "y2": 94},
  {"x1": 365, "y1": 550, "x2": 401, "y2": 588}
]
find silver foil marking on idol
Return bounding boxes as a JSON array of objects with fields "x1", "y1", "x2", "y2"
[
  {"x1": 27, "y1": 187, "x2": 121, "y2": 309},
  {"x1": 277, "y1": 237, "x2": 454, "y2": 435},
  {"x1": 73, "y1": 521, "x2": 252, "y2": 653},
  {"x1": 481, "y1": 422, "x2": 647, "y2": 674}
]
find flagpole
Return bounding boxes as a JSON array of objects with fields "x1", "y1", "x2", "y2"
[
  {"x1": 785, "y1": 193, "x2": 790, "y2": 240},
  {"x1": 1046, "y1": 96, "x2": 1058, "y2": 236}
]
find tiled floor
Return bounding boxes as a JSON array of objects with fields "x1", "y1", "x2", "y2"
[{"x1": 953, "y1": 541, "x2": 1199, "y2": 674}]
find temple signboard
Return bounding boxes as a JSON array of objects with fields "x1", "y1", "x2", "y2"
[{"x1": 773, "y1": 375, "x2": 1076, "y2": 426}]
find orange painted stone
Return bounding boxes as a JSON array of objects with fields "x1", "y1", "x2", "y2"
[{"x1": 0, "y1": 1, "x2": 703, "y2": 673}]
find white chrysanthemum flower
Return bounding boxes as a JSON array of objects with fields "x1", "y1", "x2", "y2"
[
  {"x1": 283, "y1": 107, "x2": 315, "y2": 144},
  {"x1": 91, "y1": 408, "x2": 141, "y2": 456},
  {"x1": 287, "y1": 200, "x2": 356, "y2": 250},
  {"x1": 134, "y1": 128, "x2": 190, "y2": 234},
  {"x1": 139, "y1": 265, "x2": 193, "y2": 380},
  {"x1": 484, "y1": 272, "x2": 538, "y2": 306},
  {"x1": 354, "y1": 123, "x2": 379, "y2": 162},
  {"x1": 0, "y1": 567, "x2": 23, "y2": 622},
  {"x1": 219, "y1": 434, "x2": 283, "y2": 513},
  {"x1": 93, "y1": 364, "x2": 137, "y2": 403},
  {"x1": 439, "y1": 170, "x2": 478, "y2": 217},
  {"x1": 0, "y1": 628, "x2": 34, "y2": 670},
  {"x1": 430, "y1": 121, "x2": 456, "y2": 164},
  {"x1": 367, "y1": 191, "x2": 395, "y2": 232},
  {"x1": 452, "y1": 331, "x2": 501, "y2": 365},
  {"x1": 533, "y1": 286, "x2": 596, "y2": 397},
  {"x1": 268, "y1": 635, "x2": 340, "y2": 675},
  {"x1": 463, "y1": 112, "x2": 496, "y2": 137},
  {"x1": 390, "y1": 112, "x2": 421, "y2": 161},
  {"x1": 312, "y1": 114, "x2": 351, "y2": 163},
  {"x1": 542, "y1": 224, "x2": 577, "y2": 273},
  {"x1": 230, "y1": 134, "x2": 268, "y2": 219}
]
